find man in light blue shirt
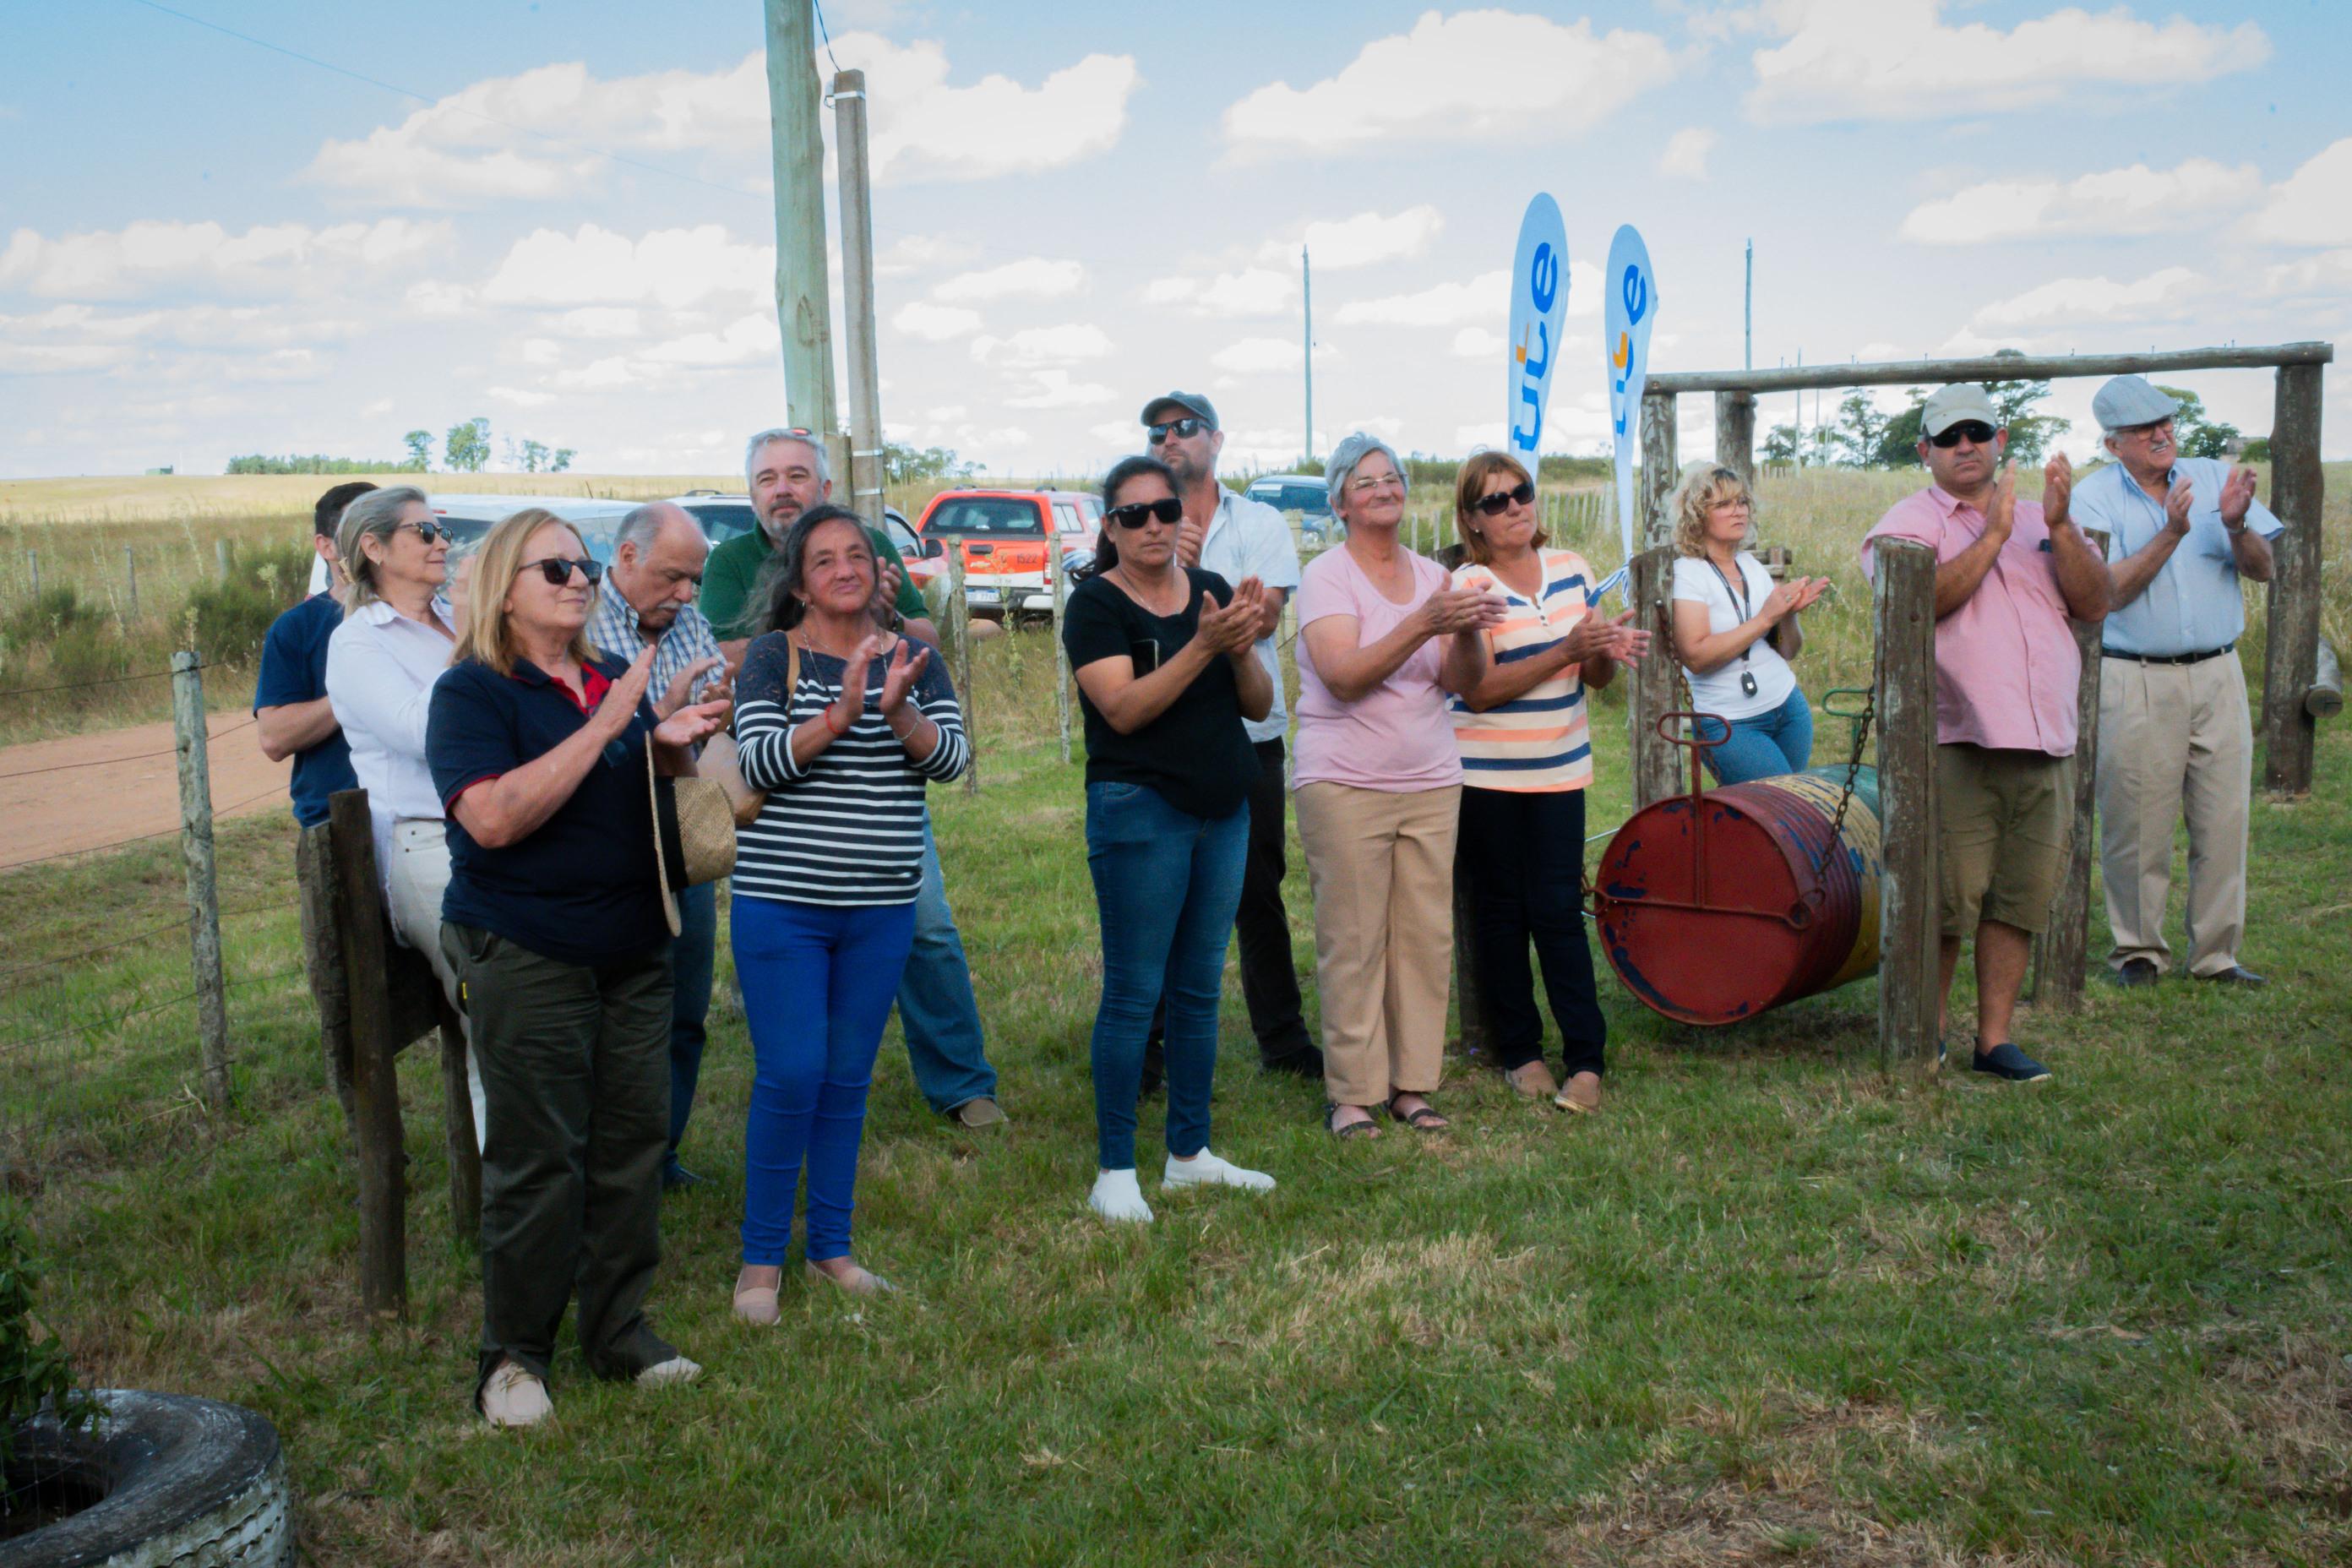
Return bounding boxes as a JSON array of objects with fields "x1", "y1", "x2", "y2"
[{"x1": 2070, "y1": 375, "x2": 2281, "y2": 989}]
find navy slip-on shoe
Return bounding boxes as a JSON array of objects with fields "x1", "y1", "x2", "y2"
[{"x1": 1972, "y1": 1042, "x2": 2052, "y2": 1083}]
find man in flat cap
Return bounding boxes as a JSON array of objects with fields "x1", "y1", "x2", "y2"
[
  {"x1": 1861, "y1": 384, "x2": 2110, "y2": 1082},
  {"x1": 2068, "y1": 374, "x2": 2281, "y2": 988}
]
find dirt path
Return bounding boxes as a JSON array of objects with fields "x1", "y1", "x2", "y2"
[{"x1": 0, "y1": 713, "x2": 289, "y2": 872}]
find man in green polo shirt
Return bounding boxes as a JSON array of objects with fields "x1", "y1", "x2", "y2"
[{"x1": 703, "y1": 427, "x2": 935, "y2": 667}]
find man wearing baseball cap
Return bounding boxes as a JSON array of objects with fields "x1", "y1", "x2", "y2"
[
  {"x1": 1860, "y1": 384, "x2": 2110, "y2": 1081},
  {"x1": 1130, "y1": 391, "x2": 1318, "y2": 1081},
  {"x1": 2067, "y1": 374, "x2": 2280, "y2": 989}
]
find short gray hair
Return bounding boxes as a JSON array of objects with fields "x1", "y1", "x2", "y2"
[
  {"x1": 1326, "y1": 432, "x2": 1405, "y2": 512},
  {"x1": 616, "y1": 501, "x2": 704, "y2": 557},
  {"x1": 744, "y1": 428, "x2": 829, "y2": 489},
  {"x1": 335, "y1": 485, "x2": 429, "y2": 610}
]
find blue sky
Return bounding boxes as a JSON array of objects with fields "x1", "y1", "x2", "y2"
[{"x1": 3, "y1": 0, "x2": 2348, "y2": 480}]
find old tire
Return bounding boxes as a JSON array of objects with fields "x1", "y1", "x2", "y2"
[{"x1": 2, "y1": 1390, "x2": 291, "y2": 1567}]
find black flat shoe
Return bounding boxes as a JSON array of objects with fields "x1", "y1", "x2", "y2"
[
  {"x1": 2109, "y1": 957, "x2": 2162, "y2": 988},
  {"x1": 1971, "y1": 1043, "x2": 2051, "y2": 1083}
]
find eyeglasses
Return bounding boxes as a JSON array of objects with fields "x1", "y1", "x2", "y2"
[
  {"x1": 397, "y1": 519, "x2": 448, "y2": 544},
  {"x1": 1349, "y1": 472, "x2": 1406, "y2": 494},
  {"x1": 1473, "y1": 479, "x2": 1537, "y2": 517},
  {"x1": 1928, "y1": 421, "x2": 1998, "y2": 448},
  {"x1": 515, "y1": 556, "x2": 603, "y2": 587},
  {"x1": 1146, "y1": 417, "x2": 1209, "y2": 444},
  {"x1": 1107, "y1": 497, "x2": 1184, "y2": 530}
]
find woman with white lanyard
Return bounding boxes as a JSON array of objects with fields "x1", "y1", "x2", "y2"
[{"x1": 1668, "y1": 463, "x2": 1828, "y2": 786}]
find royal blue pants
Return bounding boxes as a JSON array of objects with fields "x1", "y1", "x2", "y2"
[
  {"x1": 1699, "y1": 685, "x2": 1814, "y2": 786},
  {"x1": 733, "y1": 894, "x2": 915, "y2": 1265}
]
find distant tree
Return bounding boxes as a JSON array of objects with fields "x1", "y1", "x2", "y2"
[
  {"x1": 1762, "y1": 423, "x2": 1800, "y2": 464},
  {"x1": 1805, "y1": 426, "x2": 1840, "y2": 468},
  {"x1": 1832, "y1": 392, "x2": 1890, "y2": 469},
  {"x1": 223, "y1": 454, "x2": 414, "y2": 475},
  {"x1": 1876, "y1": 392, "x2": 1928, "y2": 468},
  {"x1": 518, "y1": 438, "x2": 551, "y2": 473},
  {"x1": 882, "y1": 442, "x2": 977, "y2": 485},
  {"x1": 2151, "y1": 384, "x2": 2243, "y2": 459},
  {"x1": 551, "y1": 447, "x2": 576, "y2": 472},
  {"x1": 402, "y1": 429, "x2": 433, "y2": 471},
  {"x1": 444, "y1": 417, "x2": 491, "y2": 474},
  {"x1": 1982, "y1": 350, "x2": 2069, "y2": 466},
  {"x1": 2239, "y1": 436, "x2": 2271, "y2": 463}
]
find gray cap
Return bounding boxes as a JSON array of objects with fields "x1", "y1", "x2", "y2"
[
  {"x1": 2091, "y1": 374, "x2": 2180, "y2": 433},
  {"x1": 1326, "y1": 431, "x2": 1404, "y2": 511},
  {"x1": 1140, "y1": 390, "x2": 1218, "y2": 429},
  {"x1": 1920, "y1": 383, "x2": 2000, "y2": 438}
]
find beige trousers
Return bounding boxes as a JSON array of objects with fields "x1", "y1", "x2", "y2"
[
  {"x1": 1294, "y1": 781, "x2": 1460, "y2": 1108},
  {"x1": 2094, "y1": 655, "x2": 2252, "y2": 977},
  {"x1": 386, "y1": 818, "x2": 487, "y2": 1149}
]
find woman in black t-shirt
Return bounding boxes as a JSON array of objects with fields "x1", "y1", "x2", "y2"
[{"x1": 1061, "y1": 454, "x2": 1278, "y2": 1225}]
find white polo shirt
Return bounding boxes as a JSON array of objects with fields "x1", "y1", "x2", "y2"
[
  {"x1": 1195, "y1": 489, "x2": 1304, "y2": 744},
  {"x1": 324, "y1": 596, "x2": 459, "y2": 884}
]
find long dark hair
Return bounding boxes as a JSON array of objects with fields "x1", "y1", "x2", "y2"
[
  {"x1": 757, "y1": 504, "x2": 876, "y2": 633},
  {"x1": 1086, "y1": 453, "x2": 1180, "y2": 578}
]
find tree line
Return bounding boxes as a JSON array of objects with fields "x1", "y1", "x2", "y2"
[{"x1": 225, "y1": 419, "x2": 577, "y2": 476}]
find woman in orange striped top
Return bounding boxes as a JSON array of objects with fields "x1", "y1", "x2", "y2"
[{"x1": 1447, "y1": 452, "x2": 1648, "y2": 1114}]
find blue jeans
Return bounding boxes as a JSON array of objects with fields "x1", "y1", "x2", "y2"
[
  {"x1": 734, "y1": 895, "x2": 916, "y2": 1266},
  {"x1": 1699, "y1": 685, "x2": 1814, "y2": 785},
  {"x1": 665, "y1": 879, "x2": 718, "y2": 1163},
  {"x1": 893, "y1": 822, "x2": 999, "y2": 1114},
  {"x1": 1085, "y1": 781, "x2": 1250, "y2": 1170}
]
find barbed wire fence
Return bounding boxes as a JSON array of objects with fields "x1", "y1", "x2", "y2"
[{"x1": 0, "y1": 653, "x2": 305, "y2": 1184}]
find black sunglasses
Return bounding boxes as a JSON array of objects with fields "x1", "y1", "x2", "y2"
[
  {"x1": 398, "y1": 519, "x2": 448, "y2": 544},
  {"x1": 1108, "y1": 497, "x2": 1184, "y2": 530},
  {"x1": 515, "y1": 556, "x2": 603, "y2": 587},
  {"x1": 1146, "y1": 417, "x2": 1209, "y2": 444},
  {"x1": 1473, "y1": 479, "x2": 1537, "y2": 516},
  {"x1": 1929, "y1": 420, "x2": 1998, "y2": 448}
]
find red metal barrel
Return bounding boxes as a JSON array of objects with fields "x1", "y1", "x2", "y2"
[{"x1": 1592, "y1": 765, "x2": 1882, "y2": 1025}]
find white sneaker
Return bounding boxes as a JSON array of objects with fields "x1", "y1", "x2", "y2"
[
  {"x1": 1163, "y1": 1150, "x2": 1276, "y2": 1193},
  {"x1": 637, "y1": 1355, "x2": 702, "y2": 1389},
  {"x1": 1089, "y1": 1168, "x2": 1154, "y2": 1223},
  {"x1": 481, "y1": 1360, "x2": 553, "y2": 1429}
]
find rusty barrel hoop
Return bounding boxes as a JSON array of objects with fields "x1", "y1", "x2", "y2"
[{"x1": 1592, "y1": 764, "x2": 1884, "y2": 1026}]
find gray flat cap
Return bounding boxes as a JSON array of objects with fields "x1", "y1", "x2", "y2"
[{"x1": 2091, "y1": 375, "x2": 2180, "y2": 433}]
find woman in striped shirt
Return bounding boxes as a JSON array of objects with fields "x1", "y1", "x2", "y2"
[
  {"x1": 1448, "y1": 452, "x2": 1647, "y2": 1115},
  {"x1": 727, "y1": 505, "x2": 968, "y2": 1323}
]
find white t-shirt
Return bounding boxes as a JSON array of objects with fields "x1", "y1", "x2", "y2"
[
  {"x1": 1195, "y1": 489, "x2": 1304, "y2": 745},
  {"x1": 1670, "y1": 552, "x2": 1796, "y2": 721}
]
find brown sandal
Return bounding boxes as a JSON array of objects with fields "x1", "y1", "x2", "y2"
[
  {"x1": 1386, "y1": 1095, "x2": 1450, "y2": 1132},
  {"x1": 1326, "y1": 1103, "x2": 1380, "y2": 1140}
]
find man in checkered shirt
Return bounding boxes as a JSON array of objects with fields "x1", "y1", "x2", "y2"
[{"x1": 590, "y1": 501, "x2": 729, "y2": 1190}]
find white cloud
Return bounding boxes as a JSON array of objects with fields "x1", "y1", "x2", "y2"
[
  {"x1": 2253, "y1": 137, "x2": 2352, "y2": 247},
  {"x1": 1088, "y1": 419, "x2": 1139, "y2": 446},
  {"x1": 933, "y1": 258, "x2": 1086, "y2": 302},
  {"x1": 1334, "y1": 270, "x2": 1509, "y2": 328},
  {"x1": 0, "y1": 218, "x2": 450, "y2": 301},
  {"x1": 892, "y1": 302, "x2": 983, "y2": 341},
  {"x1": 1971, "y1": 266, "x2": 2205, "y2": 330},
  {"x1": 1142, "y1": 268, "x2": 1295, "y2": 317},
  {"x1": 874, "y1": 235, "x2": 977, "y2": 276},
  {"x1": 480, "y1": 224, "x2": 770, "y2": 309},
  {"x1": 1004, "y1": 369, "x2": 1116, "y2": 409},
  {"x1": 2259, "y1": 249, "x2": 2352, "y2": 302},
  {"x1": 1211, "y1": 337, "x2": 1304, "y2": 374},
  {"x1": 970, "y1": 324, "x2": 1113, "y2": 366},
  {"x1": 1900, "y1": 157, "x2": 2259, "y2": 243},
  {"x1": 557, "y1": 307, "x2": 643, "y2": 338},
  {"x1": 1225, "y1": 12, "x2": 1674, "y2": 156},
  {"x1": 489, "y1": 385, "x2": 558, "y2": 407},
  {"x1": 640, "y1": 312, "x2": 780, "y2": 367},
  {"x1": 834, "y1": 34, "x2": 1139, "y2": 183},
  {"x1": 923, "y1": 405, "x2": 968, "y2": 422},
  {"x1": 518, "y1": 338, "x2": 563, "y2": 365},
  {"x1": 1658, "y1": 128, "x2": 1717, "y2": 180},
  {"x1": 1254, "y1": 206, "x2": 1444, "y2": 270},
  {"x1": 1746, "y1": 0, "x2": 2270, "y2": 125},
  {"x1": 1451, "y1": 327, "x2": 1506, "y2": 359}
]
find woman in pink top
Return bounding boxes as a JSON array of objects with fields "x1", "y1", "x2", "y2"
[{"x1": 1293, "y1": 433, "x2": 1505, "y2": 1138}]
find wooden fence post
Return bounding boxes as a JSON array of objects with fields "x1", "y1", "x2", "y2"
[
  {"x1": 439, "y1": 1013, "x2": 479, "y2": 1238},
  {"x1": 2032, "y1": 559, "x2": 2105, "y2": 1011},
  {"x1": 171, "y1": 652, "x2": 231, "y2": 1109},
  {"x1": 1874, "y1": 541, "x2": 1940, "y2": 1075},
  {"x1": 124, "y1": 547, "x2": 139, "y2": 621},
  {"x1": 25, "y1": 551, "x2": 37, "y2": 600},
  {"x1": 1639, "y1": 389, "x2": 1678, "y2": 548},
  {"x1": 1714, "y1": 389, "x2": 1756, "y2": 487},
  {"x1": 1627, "y1": 547, "x2": 1680, "y2": 812},
  {"x1": 2309, "y1": 638, "x2": 2343, "y2": 719},
  {"x1": 327, "y1": 788, "x2": 407, "y2": 1316},
  {"x1": 1050, "y1": 531, "x2": 1071, "y2": 764},
  {"x1": 2261, "y1": 362, "x2": 2325, "y2": 796},
  {"x1": 295, "y1": 824, "x2": 356, "y2": 1123},
  {"x1": 215, "y1": 539, "x2": 232, "y2": 580}
]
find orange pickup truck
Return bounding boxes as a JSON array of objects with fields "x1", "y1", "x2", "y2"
[{"x1": 910, "y1": 488, "x2": 1102, "y2": 625}]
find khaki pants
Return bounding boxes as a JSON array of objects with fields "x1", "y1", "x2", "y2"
[
  {"x1": 2095, "y1": 654, "x2": 2252, "y2": 977},
  {"x1": 387, "y1": 818, "x2": 485, "y2": 1148},
  {"x1": 1294, "y1": 782, "x2": 1459, "y2": 1108}
]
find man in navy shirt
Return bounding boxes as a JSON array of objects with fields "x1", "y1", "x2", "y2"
[{"x1": 254, "y1": 482, "x2": 373, "y2": 825}]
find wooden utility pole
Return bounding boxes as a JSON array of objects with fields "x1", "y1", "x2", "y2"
[
  {"x1": 1873, "y1": 541, "x2": 1940, "y2": 1075},
  {"x1": 2262, "y1": 362, "x2": 2326, "y2": 796},
  {"x1": 832, "y1": 68, "x2": 886, "y2": 523},
  {"x1": 1302, "y1": 246, "x2": 1315, "y2": 466},
  {"x1": 765, "y1": 1, "x2": 839, "y2": 453}
]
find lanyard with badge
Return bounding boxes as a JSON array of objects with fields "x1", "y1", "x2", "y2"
[{"x1": 1705, "y1": 558, "x2": 1761, "y2": 699}]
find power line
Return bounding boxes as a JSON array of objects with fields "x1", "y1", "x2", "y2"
[
  {"x1": 813, "y1": 0, "x2": 846, "y2": 79},
  {"x1": 118, "y1": 0, "x2": 768, "y2": 203}
]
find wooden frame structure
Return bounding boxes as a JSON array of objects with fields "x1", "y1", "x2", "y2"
[{"x1": 1625, "y1": 341, "x2": 2334, "y2": 1065}]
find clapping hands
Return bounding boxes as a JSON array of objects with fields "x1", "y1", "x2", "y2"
[
  {"x1": 1421, "y1": 586, "x2": 1509, "y2": 638},
  {"x1": 1562, "y1": 607, "x2": 1651, "y2": 668},
  {"x1": 1196, "y1": 575, "x2": 1266, "y2": 657}
]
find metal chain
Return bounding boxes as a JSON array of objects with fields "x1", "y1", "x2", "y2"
[{"x1": 1824, "y1": 651, "x2": 1878, "y2": 851}]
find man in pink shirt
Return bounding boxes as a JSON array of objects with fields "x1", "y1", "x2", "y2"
[{"x1": 1861, "y1": 384, "x2": 2109, "y2": 1082}]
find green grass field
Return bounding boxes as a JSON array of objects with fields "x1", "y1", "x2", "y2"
[{"x1": 3, "y1": 469, "x2": 2349, "y2": 1564}]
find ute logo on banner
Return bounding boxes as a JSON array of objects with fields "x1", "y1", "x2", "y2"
[
  {"x1": 1604, "y1": 224, "x2": 1658, "y2": 575},
  {"x1": 1505, "y1": 194, "x2": 1569, "y2": 460}
]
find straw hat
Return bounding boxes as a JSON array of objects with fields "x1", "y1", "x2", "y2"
[{"x1": 646, "y1": 740, "x2": 737, "y2": 937}]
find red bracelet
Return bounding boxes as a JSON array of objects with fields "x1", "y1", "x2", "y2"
[{"x1": 823, "y1": 703, "x2": 850, "y2": 736}]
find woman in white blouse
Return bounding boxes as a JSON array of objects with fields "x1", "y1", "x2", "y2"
[{"x1": 324, "y1": 485, "x2": 479, "y2": 1137}]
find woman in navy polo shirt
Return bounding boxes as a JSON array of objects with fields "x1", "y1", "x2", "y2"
[
  {"x1": 427, "y1": 508, "x2": 730, "y2": 1429},
  {"x1": 727, "y1": 505, "x2": 968, "y2": 1326}
]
